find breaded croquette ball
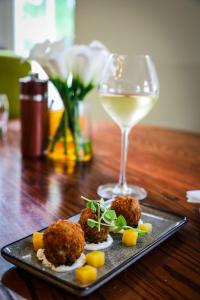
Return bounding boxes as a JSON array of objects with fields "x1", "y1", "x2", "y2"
[
  {"x1": 111, "y1": 195, "x2": 141, "y2": 226},
  {"x1": 43, "y1": 220, "x2": 84, "y2": 266},
  {"x1": 79, "y1": 208, "x2": 109, "y2": 243}
]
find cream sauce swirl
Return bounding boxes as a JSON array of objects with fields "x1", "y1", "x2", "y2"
[
  {"x1": 84, "y1": 234, "x2": 113, "y2": 250},
  {"x1": 36, "y1": 249, "x2": 86, "y2": 272}
]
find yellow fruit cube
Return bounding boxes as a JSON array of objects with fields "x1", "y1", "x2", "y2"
[
  {"x1": 139, "y1": 223, "x2": 152, "y2": 233},
  {"x1": 32, "y1": 232, "x2": 44, "y2": 251},
  {"x1": 75, "y1": 265, "x2": 97, "y2": 284},
  {"x1": 122, "y1": 229, "x2": 138, "y2": 246},
  {"x1": 86, "y1": 251, "x2": 105, "y2": 268}
]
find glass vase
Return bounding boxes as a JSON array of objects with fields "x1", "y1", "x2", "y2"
[{"x1": 48, "y1": 99, "x2": 92, "y2": 162}]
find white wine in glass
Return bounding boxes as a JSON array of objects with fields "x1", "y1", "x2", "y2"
[{"x1": 98, "y1": 54, "x2": 159, "y2": 200}]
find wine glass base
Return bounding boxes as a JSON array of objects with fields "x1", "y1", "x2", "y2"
[{"x1": 97, "y1": 183, "x2": 147, "y2": 200}]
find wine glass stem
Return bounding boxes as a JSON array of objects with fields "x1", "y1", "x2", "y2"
[{"x1": 118, "y1": 128, "x2": 130, "y2": 190}]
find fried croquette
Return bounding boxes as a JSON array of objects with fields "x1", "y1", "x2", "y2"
[
  {"x1": 111, "y1": 195, "x2": 141, "y2": 226},
  {"x1": 79, "y1": 208, "x2": 109, "y2": 243},
  {"x1": 43, "y1": 220, "x2": 84, "y2": 266}
]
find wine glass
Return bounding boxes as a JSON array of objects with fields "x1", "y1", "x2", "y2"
[{"x1": 97, "y1": 54, "x2": 159, "y2": 200}]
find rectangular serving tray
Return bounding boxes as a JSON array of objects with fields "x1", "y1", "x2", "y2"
[{"x1": 1, "y1": 203, "x2": 187, "y2": 297}]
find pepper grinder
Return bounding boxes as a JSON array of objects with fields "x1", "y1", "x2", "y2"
[{"x1": 20, "y1": 73, "x2": 48, "y2": 158}]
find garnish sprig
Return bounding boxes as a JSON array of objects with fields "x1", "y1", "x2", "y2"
[{"x1": 81, "y1": 196, "x2": 147, "y2": 236}]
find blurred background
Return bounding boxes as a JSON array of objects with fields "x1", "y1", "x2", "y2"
[{"x1": 0, "y1": 0, "x2": 199, "y2": 132}]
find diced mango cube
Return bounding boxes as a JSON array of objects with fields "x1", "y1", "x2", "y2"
[
  {"x1": 139, "y1": 223, "x2": 152, "y2": 233},
  {"x1": 122, "y1": 229, "x2": 138, "y2": 246},
  {"x1": 86, "y1": 251, "x2": 105, "y2": 268},
  {"x1": 32, "y1": 232, "x2": 44, "y2": 251},
  {"x1": 75, "y1": 265, "x2": 97, "y2": 284}
]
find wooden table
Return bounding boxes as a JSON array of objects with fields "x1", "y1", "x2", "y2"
[{"x1": 0, "y1": 121, "x2": 200, "y2": 300}]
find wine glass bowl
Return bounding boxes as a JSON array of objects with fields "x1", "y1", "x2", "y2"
[{"x1": 97, "y1": 54, "x2": 159, "y2": 200}]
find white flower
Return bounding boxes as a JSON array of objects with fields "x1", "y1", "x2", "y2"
[
  {"x1": 29, "y1": 39, "x2": 68, "y2": 80},
  {"x1": 29, "y1": 39, "x2": 110, "y2": 86},
  {"x1": 65, "y1": 40, "x2": 110, "y2": 86}
]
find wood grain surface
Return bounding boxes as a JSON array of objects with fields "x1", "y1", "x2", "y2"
[{"x1": 0, "y1": 121, "x2": 200, "y2": 300}]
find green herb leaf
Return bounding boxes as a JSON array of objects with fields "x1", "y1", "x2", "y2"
[
  {"x1": 81, "y1": 196, "x2": 102, "y2": 213},
  {"x1": 99, "y1": 198, "x2": 106, "y2": 212},
  {"x1": 87, "y1": 219, "x2": 98, "y2": 228},
  {"x1": 122, "y1": 226, "x2": 148, "y2": 236},
  {"x1": 115, "y1": 215, "x2": 127, "y2": 228},
  {"x1": 103, "y1": 210, "x2": 117, "y2": 221},
  {"x1": 109, "y1": 210, "x2": 117, "y2": 220},
  {"x1": 102, "y1": 216, "x2": 111, "y2": 224},
  {"x1": 112, "y1": 227, "x2": 123, "y2": 233},
  {"x1": 137, "y1": 229, "x2": 148, "y2": 236},
  {"x1": 86, "y1": 201, "x2": 97, "y2": 213}
]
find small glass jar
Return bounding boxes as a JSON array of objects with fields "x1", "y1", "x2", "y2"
[{"x1": 48, "y1": 98, "x2": 92, "y2": 162}]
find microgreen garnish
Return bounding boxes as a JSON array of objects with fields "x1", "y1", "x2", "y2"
[
  {"x1": 87, "y1": 219, "x2": 98, "y2": 228},
  {"x1": 81, "y1": 196, "x2": 147, "y2": 236}
]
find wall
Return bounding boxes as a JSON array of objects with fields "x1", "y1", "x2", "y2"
[
  {"x1": 0, "y1": 0, "x2": 14, "y2": 49},
  {"x1": 75, "y1": 0, "x2": 200, "y2": 132}
]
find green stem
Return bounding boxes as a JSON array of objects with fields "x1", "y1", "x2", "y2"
[
  {"x1": 63, "y1": 110, "x2": 68, "y2": 155},
  {"x1": 81, "y1": 196, "x2": 92, "y2": 202},
  {"x1": 71, "y1": 100, "x2": 80, "y2": 157},
  {"x1": 88, "y1": 219, "x2": 111, "y2": 227},
  {"x1": 99, "y1": 209, "x2": 106, "y2": 224},
  {"x1": 97, "y1": 204, "x2": 101, "y2": 232},
  {"x1": 50, "y1": 112, "x2": 66, "y2": 152}
]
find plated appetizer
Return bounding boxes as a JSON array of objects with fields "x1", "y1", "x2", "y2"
[
  {"x1": 2, "y1": 200, "x2": 186, "y2": 296},
  {"x1": 32, "y1": 195, "x2": 152, "y2": 284}
]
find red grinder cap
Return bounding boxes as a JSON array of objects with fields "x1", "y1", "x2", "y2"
[{"x1": 20, "y1": 73, "x2": 48, "y2": 96}]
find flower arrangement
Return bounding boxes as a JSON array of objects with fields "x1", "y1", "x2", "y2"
[{"x1": 29, "y1": 39, "x2": 110, "y2": 161}]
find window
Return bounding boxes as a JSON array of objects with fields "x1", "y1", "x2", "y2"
[{"x1": 14, "y1": 0, "x2": 75, "y2": 56}]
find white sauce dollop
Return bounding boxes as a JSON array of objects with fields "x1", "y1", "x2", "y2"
[
  {"x1": 84, "y1": 234, "x2": 113, "y2": 250},
  {"x1": 36, "y1": 249, "x2": 86, "y2": 272}
]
